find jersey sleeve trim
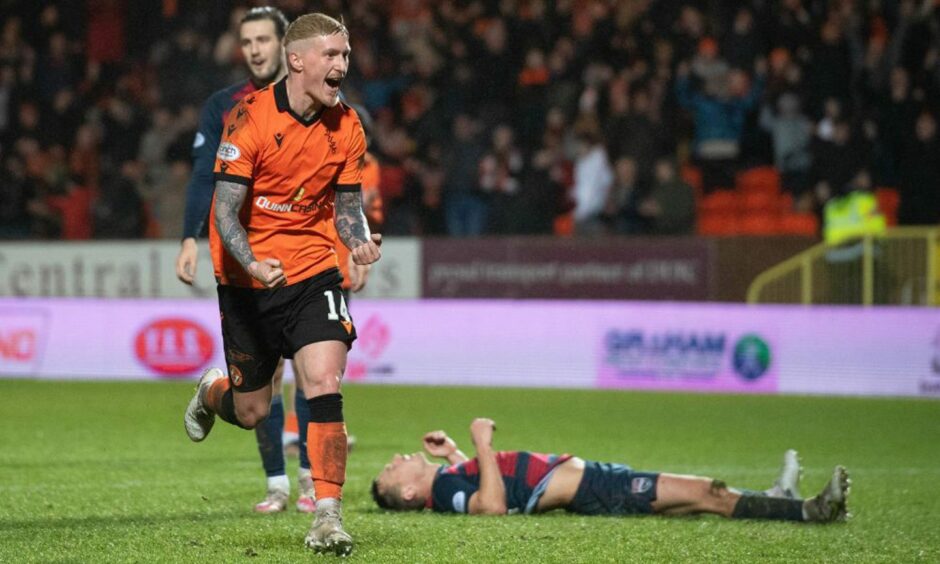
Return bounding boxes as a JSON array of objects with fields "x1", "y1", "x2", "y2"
[
  {"x1": 214, "y1": 172, "x2": 252, "y2": 186},
  {"x1": 335, "y1": 183, "x2": 361, "y2": 193}
]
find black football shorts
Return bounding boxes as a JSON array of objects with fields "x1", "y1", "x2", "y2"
[{"x1": 217, "y1": 268, "x2": 357, "y2": 392}]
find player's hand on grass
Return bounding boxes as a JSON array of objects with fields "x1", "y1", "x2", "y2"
[
  {"x1": 470, "y1": 418, "x2": 495, "y2": 449},
  {"x1": 248, "y1": 258, "x2": 286, "y2": 289},
  {"x1": 423, "y1": 430, "x2": 457, "y2": 458},
  {"x1": 352, "y1": 234, "x2": 382, "y2": 265},
  {"x1": 176, "y1": 238, "x2": 198, "y2": 285}
]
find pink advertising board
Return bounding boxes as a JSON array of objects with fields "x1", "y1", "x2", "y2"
[{"x1": 1, "y1": 298, "x2": 937, "y2": 398}]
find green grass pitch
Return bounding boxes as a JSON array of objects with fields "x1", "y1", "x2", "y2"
[{"x1": 1, "y1": 380, "x2": 938, "y2": 563}]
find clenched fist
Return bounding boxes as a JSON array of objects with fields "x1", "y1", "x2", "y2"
[{"x1": 352, "y1": 233, "x2": 382, "y2": 265}]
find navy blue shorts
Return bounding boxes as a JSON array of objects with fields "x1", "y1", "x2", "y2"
[{"x1": 566, "y1": 461, "x2": 659, "y2": 515}]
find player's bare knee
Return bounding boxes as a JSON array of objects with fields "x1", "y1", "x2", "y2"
[
  {"x1": 235, "y1": 403, "x2": 270, "y2": 429},
  {"x1": 302, "y1": 371, "x2": 343, "y2": 397}
]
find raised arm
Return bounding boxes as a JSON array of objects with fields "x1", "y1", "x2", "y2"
[
  {"x1": 334, "y1": 190, "x2": 382, "y2": 265},
  {"x1": 423, "y1": 430, "x2": 469, "y2": 465},
  {"x1": 466, "y1": 418, "x2": 507, "y2": 515},
  {"x1": 214, "y1": 180, "x2": 285, "y2": 289}
]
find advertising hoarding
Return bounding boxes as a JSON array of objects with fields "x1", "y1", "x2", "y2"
[
  {"x1": 1, "y1": 298, "x2": 937, "y2": 398},
  {"x1": 0, "y1": 240, "x2": 420, "y2": 299},
  {"x1": 423, "y1": 238, "x2": 714, "y2": 300}
]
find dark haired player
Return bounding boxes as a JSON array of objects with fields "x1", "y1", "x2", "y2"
[{"x1": 372, "y1": 418, "x2": 849, "y2": 524}]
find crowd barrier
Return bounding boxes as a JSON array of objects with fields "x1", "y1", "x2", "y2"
[
  {"x1": 0, "y1": 237, "x2": 813, "y2": 302},
  {"x1": 2, "y1": 297, "x2": 937, "y2": 399}
]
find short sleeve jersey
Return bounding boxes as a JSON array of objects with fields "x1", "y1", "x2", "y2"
[
  {"x1": 430, "y1": 451, "x2": 572, "y2": 514},
  {"x1": 210, "y1": 76, "x2": 366, "y2": 288}
]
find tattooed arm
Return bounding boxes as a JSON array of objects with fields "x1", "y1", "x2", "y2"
[
  {"x1": 214, "y1": 181, "x2": 255, "y2": 269},
  {"x1": 214, "y1": 180, "x2": 286, "y2": 288},
  {"x1": 335, "y1": 190, "x2": 382, "y2": 265}
]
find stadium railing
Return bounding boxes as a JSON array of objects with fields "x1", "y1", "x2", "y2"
[{"x1": 747, "y1": 226, "x2": 939, "y2": 306}]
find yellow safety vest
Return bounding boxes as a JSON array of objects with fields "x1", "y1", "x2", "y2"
[{"x1": 823, "y1": 191, "x2": 887, "y2": 245}]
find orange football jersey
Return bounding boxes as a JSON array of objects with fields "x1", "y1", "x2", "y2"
[{"x1": 210, "y1": 77, "x2": 366, "y2": 288}]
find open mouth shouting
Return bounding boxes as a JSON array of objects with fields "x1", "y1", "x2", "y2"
[{"x1": 324, "y1": 74, "x2": 344, "y2": 98}]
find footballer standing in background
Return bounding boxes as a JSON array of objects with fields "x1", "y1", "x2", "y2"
[
  {"x1": 174, "y1": 7, "x2": 319, "y2": 516},
  {"x1": 183, "y1": 12, "x2": 380, "y2": 556}
]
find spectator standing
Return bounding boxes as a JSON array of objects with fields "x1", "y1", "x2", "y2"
[
  {"x1": 897, "y1": 111, "x2": 940, "y2": 225},
  {"x1": 675, "y1": 58, "x2": 766, "y2": 192},
  {"x1": 639, "y1": 157, "x2": 697, "y2": 236}
]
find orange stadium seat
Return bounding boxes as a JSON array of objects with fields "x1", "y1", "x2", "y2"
[
  {"x1": 554, "y1": 212, "x2": 574, "y2": 236},
  {"x1": 737, "y1": 166, "x2": 781, "y2": 195},
  {"x1": 778, "y1": 213, "x2": 819, "y2": 236},
  {"x1": 144, "y1": 202, "x2": 160, "y2": 238},
  {"x1": 697, "y1": 212, "x2": 740, "y2": 236},
  {"x1": 739, "y1": 213, "x2": 780, "y2": 235},
  {"x1": 875, "y1": 187, "x2": 900, "y2": 226},
  {"x1": 741, "y1": 191, "x2": 779, "y2": 213},
  {"x1": 681, "y1": 164, "x2": 703, "y2": 197},
  {"x1": 698, "y1": 190, "x2": 739, "y2": 214}
]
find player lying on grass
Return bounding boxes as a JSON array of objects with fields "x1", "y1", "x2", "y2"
[{"x1": 371, "y1": 418, "x2": 850, "y2": 523}]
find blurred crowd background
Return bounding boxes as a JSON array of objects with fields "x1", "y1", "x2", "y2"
[{"x1": 0, "y1": 0, "x2": 938, "y2": 241}]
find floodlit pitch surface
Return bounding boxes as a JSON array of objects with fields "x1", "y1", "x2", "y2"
[{"x1": 1, "y1": 380, "x2": 937, "y2": 563}]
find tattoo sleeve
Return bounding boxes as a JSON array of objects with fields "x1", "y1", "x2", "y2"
[
  {"x1": 213, "y1": 180, "x2": 256, "y2": 271},
  {"x1": 334, "y1": 191, "x2": 370, "y2": 250}
]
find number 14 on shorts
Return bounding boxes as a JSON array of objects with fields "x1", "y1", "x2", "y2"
[{"x1": 323, "y1": 290, "x2": 350, "y2": 323}]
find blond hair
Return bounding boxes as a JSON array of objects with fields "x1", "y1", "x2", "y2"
[{"x1": 284, "y1": 13, "x2": 347, "y2": 47}]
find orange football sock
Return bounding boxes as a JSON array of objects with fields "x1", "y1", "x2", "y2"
[
  {"x1": 205, "y1": 377, "x2": 230, "y2": 414},
  {"x1": 284, "y1": 411, "x2": 299, "y2": 434},
  {"x1": 307, "y1": 421, "x2": 347, "y2": 500}
]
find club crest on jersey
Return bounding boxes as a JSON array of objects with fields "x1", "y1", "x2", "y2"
[
  {"x1": 217, "y1": 142, "x2": 241, "y2": 161},
  {"x1": 275, "y1": 132, "x2": 284, "y2": 148}
]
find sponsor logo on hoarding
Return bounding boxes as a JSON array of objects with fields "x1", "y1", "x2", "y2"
[
  {"x1": 602, "y1": 329, "x2": 771, "y2": 384},
  {"x1": 0, "y1": 309, "x2": 49, "y2": 375},
  {"x1": 135, "y1": 318, "x2": 214, "y2": 377},
  {"x1": 346, "y1": 315, "x2": 393, "y2": 380},
  {"x1": 604, "y1": 329, "x2": 727, "y2": 378},
  {"x1": 932, "y1": 329, "x2": 940, "y2": 375},
  {"x1": 732, "y1": 334, "x2": 772, "y2": 381},
  {"x1": 919, "y1": 329, "x2": 940, "y2": 395},
  {"x1": 0, "y1": 328, "x2": 36, "y2": 362}
]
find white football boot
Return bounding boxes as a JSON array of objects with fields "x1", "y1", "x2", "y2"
[
  {"x1": 183, "y1": 367, "x2": 225, "y2": 442},
  {"x1": 304, "y1": 498, "x2": 353, "y2": 556},
  {"x1": 767, "y1": 449, "x2": 802, "y2": 499},
  {"x1": 803, "y1": 465, "x2": 851, "y2": 523}
]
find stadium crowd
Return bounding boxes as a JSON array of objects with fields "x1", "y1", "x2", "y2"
[{"x1": 0, "y1": 0, "x2": 938, "y2": 240}]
